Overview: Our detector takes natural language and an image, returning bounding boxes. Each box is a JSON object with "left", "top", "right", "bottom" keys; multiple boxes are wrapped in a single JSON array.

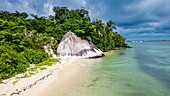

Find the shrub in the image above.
[
  {"left": 23, "top": 48, "right": 48, "bottom": 64},
  {"left": 40, "top": 67, "right": 47, "bottom": 70},
  {"left": 13, "top": 79, "right": 20, "bottom": 85},
  {"left": 37, "top": 59, "right": 59, "bottom": 66},
  {"left": 0, "top": 45, "right": 29, "bottom": 79}
]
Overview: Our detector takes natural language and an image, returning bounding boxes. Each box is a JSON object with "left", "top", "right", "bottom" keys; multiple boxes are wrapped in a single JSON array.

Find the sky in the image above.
[{"left": 0, "top": 0, "right": 170, "bottom": 40}]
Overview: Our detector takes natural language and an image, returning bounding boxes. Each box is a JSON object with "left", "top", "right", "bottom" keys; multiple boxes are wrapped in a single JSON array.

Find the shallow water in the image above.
[{"left": 69, "top": 42, "right": 170, "bottom": 96}]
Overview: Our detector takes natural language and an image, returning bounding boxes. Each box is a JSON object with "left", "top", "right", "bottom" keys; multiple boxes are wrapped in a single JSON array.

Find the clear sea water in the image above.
[{"left": 73, "top": 42, "right": 170, "bottom": 96}]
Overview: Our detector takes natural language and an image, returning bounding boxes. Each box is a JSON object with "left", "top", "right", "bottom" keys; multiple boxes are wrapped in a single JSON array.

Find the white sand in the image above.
[
  {"left": 0, "top": 58, "right": 96, "bottom": 96},
  {"left": 0, "top": 58, "right": 72, "bottom": 96},
  {"left": 40, "top": 58, "right": 95, "bottom": 96}
]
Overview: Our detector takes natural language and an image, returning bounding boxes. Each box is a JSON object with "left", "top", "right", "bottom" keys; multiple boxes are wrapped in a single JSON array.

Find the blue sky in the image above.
[{"left": 0, "top": 0, "right": 170, "bottom": 40}]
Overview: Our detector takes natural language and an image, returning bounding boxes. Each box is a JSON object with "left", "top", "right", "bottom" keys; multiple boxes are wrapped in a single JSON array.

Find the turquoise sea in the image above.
[{"left": 73, "top": 42, "right": 170, "bottom": 96}]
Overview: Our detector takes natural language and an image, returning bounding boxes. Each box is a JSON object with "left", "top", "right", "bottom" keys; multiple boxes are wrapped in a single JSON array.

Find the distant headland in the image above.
[{"left": 127, "top": 40, "right": 170, "bottom": 42}]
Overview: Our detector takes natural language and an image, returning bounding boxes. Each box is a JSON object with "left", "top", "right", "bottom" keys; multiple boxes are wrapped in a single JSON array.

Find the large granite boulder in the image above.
[{"left": 56, "top": 32, "right": 104, "bottom": 58}]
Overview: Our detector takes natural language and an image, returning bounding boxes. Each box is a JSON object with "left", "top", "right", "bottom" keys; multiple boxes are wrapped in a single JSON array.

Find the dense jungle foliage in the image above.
[{"left": 0, "top": 6, "right": 130, "bottom": 80}]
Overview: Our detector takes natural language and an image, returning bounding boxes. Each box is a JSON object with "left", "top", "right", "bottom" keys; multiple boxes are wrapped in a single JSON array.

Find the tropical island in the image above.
[{"left": 0, "top": 6, "right": 130, "bottom": 95}]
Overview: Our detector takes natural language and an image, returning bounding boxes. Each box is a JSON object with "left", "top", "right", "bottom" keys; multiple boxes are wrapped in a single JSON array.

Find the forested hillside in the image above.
[{"left": 0, "top": 6, "right": 130, "bottom": 80}]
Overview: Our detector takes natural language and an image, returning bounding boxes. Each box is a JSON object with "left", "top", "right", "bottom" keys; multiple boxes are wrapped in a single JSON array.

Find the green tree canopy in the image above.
[{"left": 0, "top": 6, "right": 131, "bottom": 79}]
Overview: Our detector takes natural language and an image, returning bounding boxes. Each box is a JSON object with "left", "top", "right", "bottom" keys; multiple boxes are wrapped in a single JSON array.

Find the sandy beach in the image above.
[
  {"left": 0, "top": 57, "right": 96, "bottom": 96},
  {"left": 41, "top": 58, "right": 95, "bottom": 96}
]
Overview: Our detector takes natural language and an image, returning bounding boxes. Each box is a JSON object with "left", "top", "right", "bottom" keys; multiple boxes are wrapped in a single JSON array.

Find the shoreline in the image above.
[
  {"left": 0, "top": 52, "right": 111, "bottom": 96},
  {"left": 41, "top": 58, "right": 95, "bottom": 96},
  {"left": 0, "top": 58, "right": 74, "bottom": 96},
  {"left": 40, "top": 51, "right": 112, "bottom": 96}
]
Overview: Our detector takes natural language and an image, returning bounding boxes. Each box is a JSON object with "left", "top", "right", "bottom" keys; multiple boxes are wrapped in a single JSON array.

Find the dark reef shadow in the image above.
[{"left": 134, "top": 47, "right": 170, "bottom": 90}]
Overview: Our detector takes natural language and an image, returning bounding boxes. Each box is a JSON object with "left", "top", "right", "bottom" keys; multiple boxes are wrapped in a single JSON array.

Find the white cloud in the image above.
[
  {"left": 1, "top": 0, "right": 170, "bottom": 40},
  {"left": 140, "top": 33, "right": 170, "bottom": 36},
  {"left": 0, "top": 0, "right": 37, "bottom": 15},
  {"left": 5, "top": 1, "right": 12, "bottom": 7},
  {"left": 125, "top": 0, "right": 161, "bottom": 11},
  {"left": 81, "top": 0, "right": 86, "bottom": 5},
  {"left": 125, "top": 0, "right": 170, "bottom": 19},
  {"left": 55, "top": 0, "right": 87, "bottom": 8},
  {"left": 87, "top": 2, "right": 108, "bottom": 19},
  {"left": 74, "top": 0, "right": 86, "bottom": 6},
  {"left": 146, "top": 22, "right": 160, "bottom": 27},
  {"left": 44, "top": 3, "right": 54, "bottom": 16},
  {"left": 117, "top": 26, "right": 155, "bottom": 34}
]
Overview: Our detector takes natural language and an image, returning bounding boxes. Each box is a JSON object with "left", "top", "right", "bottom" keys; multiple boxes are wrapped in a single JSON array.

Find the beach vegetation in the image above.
[
  {"left": 37, "top": 59, "right": 59, "bottom": 66},
  {"left": 40, "top": 67, "right": 47, "bottom": 70},
  {"left": 30, "top": 68, "right": 37, "bottom": 72},
  {"left": 28, "top": 72, "right": 35, "bottom": 76},
  {"left": 23, "top": 73, "right": 29, "bottom": 78},
  {"left": 0, "top": 45, "right": 29, "bottom": 79},
  {"left": 0, "top": 6, "right": 130, "bottom": 80},
  {"left": 23, "top": 48, "right": 48, "bottom": 64},
  {"left": 0, "top": 79, "right": 3, "bottom": 83},
  {"left": 13, "top": 79, "right": 20, "bottom": 85}
]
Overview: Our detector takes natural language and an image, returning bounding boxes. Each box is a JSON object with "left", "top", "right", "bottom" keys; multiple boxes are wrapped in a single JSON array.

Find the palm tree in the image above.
[
  {"left": 106, "top": 20, "right": 116, "bottom": 46},
  {"left": 92, "top": 18, "right": 105, "bottom": 37},
  {"left": 106, "top": 20, "right": 116, "bottom": 36}
]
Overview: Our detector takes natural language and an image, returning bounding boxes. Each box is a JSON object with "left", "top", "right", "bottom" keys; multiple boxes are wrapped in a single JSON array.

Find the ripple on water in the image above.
[{"left": 69, "top": 42, "right": 170, "bottom": 96}]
